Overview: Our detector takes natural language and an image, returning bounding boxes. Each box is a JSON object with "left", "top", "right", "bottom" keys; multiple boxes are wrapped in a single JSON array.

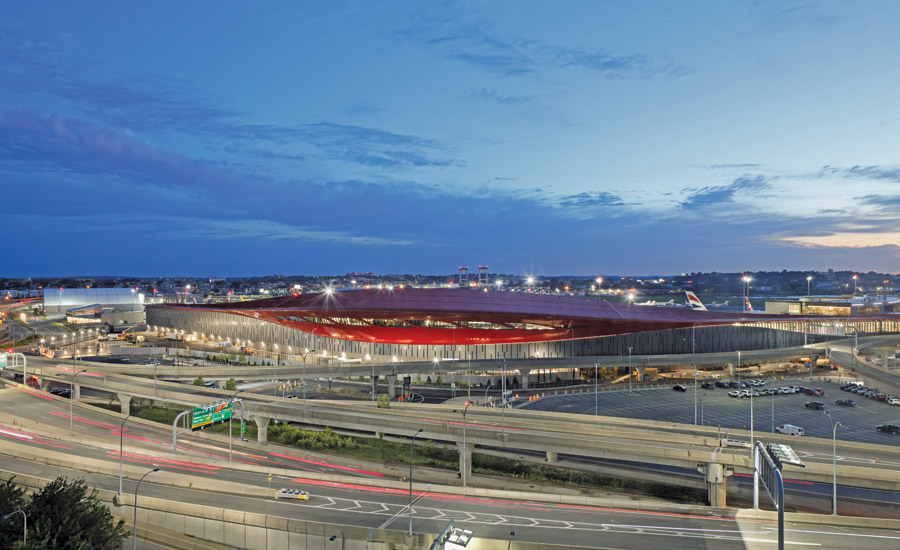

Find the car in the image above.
[
  {"left": 856, "top": 387, "right": 869, "bottom": 395},
  {"left": 889, "top": 397, "right": 900, "bottom": 406},
  {"left": 805, "top": 401, "right": 825, "bottom": 410},
  {"left": 672, "top": 384, "right": 687, "bottom": 392},
  {"left": 876, "top": 393, "right": 888, "bottom": 401},
  {"left": 835, "top": 399, "right": 856, "bottom": 407},
  {"left": 274, "top": 488, "right": 311, "bottom": 500},
  {"left": 803, "top": 388, "right": 823, "bottom": 396},
  {"left": 877, "top": 424, "right": 900, "bottom": 435},
  {"left": 728, "top": 382, "right": 741, "bottom": 388},
  {"left": 715, "top": 381, "right": 729, "bottom": 388},
  {"left": 728, "top": 390, "right": 741, "bottom": 397},
  {"left": 775, "top": 424, "right": 805, "bottom": 436},
  {"left": 722, "top": 438, "right": 751, "bottom": 448},
  {"left": 701, "top": 382, "right": 715, "bottom": 389}
]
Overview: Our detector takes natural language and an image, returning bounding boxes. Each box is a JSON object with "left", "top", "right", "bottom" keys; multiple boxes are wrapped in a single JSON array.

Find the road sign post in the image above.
[{"left": 755, "top": 441, "right": 803, "bottom": 550}]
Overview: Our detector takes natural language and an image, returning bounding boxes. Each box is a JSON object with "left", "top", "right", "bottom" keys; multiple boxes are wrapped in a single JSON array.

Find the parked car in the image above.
[
  {"left": 803, "top": 388, "right": 824, "bottom": 396},
  {"left": 876, "top": 393, "right": 888, "bottom": 401},
  {"left": 775, "top": 424, "right": 804, "bottom": 436},
  {"left": 701, "top": 381, "right": 715, "bottom": 389},
  {"left": 805, "top": 401, "right": 825, "bottom": 410},
  {"left": 728, "top": 390, "right": 741, "bottom": 397},
  {"left": 835, "top": 399, "right": 856, "bottom": 407},
  {"left": 715, "top": 381, "right": 729, "bottom": 388},
  {"left": 888, "top": 397, "right": 900, "bottom": 406},
  {"left": 672, "top": 384, "right": 687, "bottom": 392},
  {"left": 877, "top": 424, "right": 900, "bottom": 435}
]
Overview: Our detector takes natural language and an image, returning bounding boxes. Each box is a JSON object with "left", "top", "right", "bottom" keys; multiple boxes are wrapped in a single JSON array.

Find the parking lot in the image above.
[{"left": 521, "top": 377, "right": 900, "bottom": 446}]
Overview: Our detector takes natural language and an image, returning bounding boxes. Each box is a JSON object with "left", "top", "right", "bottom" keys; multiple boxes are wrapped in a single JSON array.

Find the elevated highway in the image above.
[
  {"left": 54, "top": 342, "right": 830, "bottom": 392},
  {"left": 17, "top": 360, "right": 900, "bottom": 508}
]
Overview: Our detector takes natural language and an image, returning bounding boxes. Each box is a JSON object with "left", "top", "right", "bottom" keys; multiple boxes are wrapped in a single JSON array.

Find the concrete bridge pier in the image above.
[
  {"left": 518, "top": 368, "right": 531, "bottom": 390},
  {"left": 118, "top": 393, "right": 132, "bottom": 416},
  {"left": 698, "top": 461, "right": 731, "bottom": 507},
  {"left": 546, "top": 451, "right": 558, "bottom": 464},
  {"left": 726, "top": 363, "right": 736, "bottom": 376},
  {"left": 39, "top": 378, "right": 51, "bottom": 392},
  {"left": 457, "top": 442, "right": 473, "bottom": 485},
  {"left": 386, "top": 374, "right": 397, "bottom": 398},
  {"left": 635, "top": 366, "right": 646, "bottom": 382},
  {"left": 253, "top": 416, "right": 269, "bottom": 445},
  {"left": 73, "top": 384, "right": 81, "bottom": 401},
  {"left": 371, "top": 375, "right": 378, "bottom": 396}
]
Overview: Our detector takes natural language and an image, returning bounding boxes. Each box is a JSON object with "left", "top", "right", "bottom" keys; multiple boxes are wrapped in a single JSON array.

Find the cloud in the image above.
[
  {"left": 705, "top": 163, "right": 762, "bottom": 169},
  {"left": 680, "top": 175, "right": 770, "bottom": 210},
  {"left": 398, "top": 24, "right": 677, "bottom": 78},
  {"left": 558, "top": 191, "right": 625, "bottom": 207},
  {"left": 0, "top": 23, "right": 454, "bottom": 171},
  {"left": 0, "top": 106, "right": 248, "bottom": 195},
  {"left": 819, "top": 165, "right": 900, "bottom": 183},
  {"left": 472, "top": 87, "right": 532, "bottom": 106},
  {"left": 18, "top": 213, "right": 417, "bottom": 247}
]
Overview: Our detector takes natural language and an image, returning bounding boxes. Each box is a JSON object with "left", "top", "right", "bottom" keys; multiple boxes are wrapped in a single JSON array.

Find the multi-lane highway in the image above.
[{"left": 3, "top": 389, "right": 900, "bottom": 549}]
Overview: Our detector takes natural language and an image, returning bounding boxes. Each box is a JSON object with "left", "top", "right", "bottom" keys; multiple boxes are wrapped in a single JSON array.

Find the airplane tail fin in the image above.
[
  {"left": 685, "top": 291, "right": 708, "bottom": 311},
  {"left": 745, "top": 296, "right": 753, "bottom": 312}
]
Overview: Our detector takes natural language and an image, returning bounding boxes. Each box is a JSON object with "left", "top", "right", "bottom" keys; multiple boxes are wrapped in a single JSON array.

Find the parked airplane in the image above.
[
  {"left": 685, "top": 291, "right": 708, "bottom": 311},
  {"left": 635, "top": 299, "right": 675, "bottom": 306}
]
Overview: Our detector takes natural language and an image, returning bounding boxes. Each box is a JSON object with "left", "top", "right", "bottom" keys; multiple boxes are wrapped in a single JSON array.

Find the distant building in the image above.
[{"left": 42, "top": 287, "right": 144, "bottom": 324}]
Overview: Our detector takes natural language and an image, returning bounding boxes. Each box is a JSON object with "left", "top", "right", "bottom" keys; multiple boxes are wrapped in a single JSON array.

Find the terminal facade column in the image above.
[
  {"left": 386, "top": 374, "right": 397, "bottom": 398},
  {"left": 518, "top": 368, "right": 531, "bottom": 390}
]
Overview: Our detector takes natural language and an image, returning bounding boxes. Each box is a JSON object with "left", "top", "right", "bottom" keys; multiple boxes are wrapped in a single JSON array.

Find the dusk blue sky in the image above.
[{"left": 4, "top": 1, "right": 900, "bottom": 277}]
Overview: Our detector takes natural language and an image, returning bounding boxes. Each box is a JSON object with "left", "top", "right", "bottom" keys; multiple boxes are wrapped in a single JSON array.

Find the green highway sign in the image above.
[
  {"left": 0, "top": 354, "right": 6, "bottom": 369},
  {"left": 766, "top": 442, "right": 805, "bottom": 468},
  {"left": 191, "top": 401, "right": 233, "bottom": 430}
]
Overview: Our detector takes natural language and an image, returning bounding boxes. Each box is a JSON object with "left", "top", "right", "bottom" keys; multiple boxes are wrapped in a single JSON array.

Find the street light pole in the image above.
[
  {"left": 409, "top": 428, "right": 423, "bottom": 536},
  {"left": 501, "top": 357, "right": 507, "bottom": 435},
  {"left": 627, "top": 347, "right": 633, "bottom": 394},
  {"left": 507, "top": 530, "right": 516, "bottom": 550},
  {"left": 229, "top": 391, "right": 241, "bottom": 462},
  {"left": 119, "top": 412, "right": 133, "bottom": 495},
  {"left": 328, "top": 532, "right": 345, "bottom": 550},
  {"left": 133, "top": 467, "right": 160, "bottom": 550},
  {"left": 1, "top": 509, "right": 25, "bottom": 546},
  {"left": 807, "top": 276, "right": 812, "bottom": 298},
  {"left": 454, "top": 403, "right": 471, "bottom": 488},
  {"left": 594, "top": 363, "right": 598, "bottom": 415},
  {"left": 825, "top": 412, "right": 842, "bottom": 515},
  {"left": 69, "top": 369, "right": 86, "bottom": 435},
  {"left": 693, "top": 363, "right": 697, "bottom": 425}
]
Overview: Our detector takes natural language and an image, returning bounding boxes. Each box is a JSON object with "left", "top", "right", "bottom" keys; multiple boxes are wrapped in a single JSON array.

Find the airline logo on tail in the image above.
[
  {"left": 745, "top": 296, "right": 753, "bottom": 312},
  {"left": 685, "top": 291, "right": 708, "bottom": 311}
]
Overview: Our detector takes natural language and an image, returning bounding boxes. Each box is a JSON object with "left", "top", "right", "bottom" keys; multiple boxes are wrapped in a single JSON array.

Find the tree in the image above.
[
  {"left": 224, "top": 378, "right": 237, "bottom": 391},
  {"left": 193, "top": 375, "right": 204, "bottom": 386},
  {"left": 26, "top": 477, "right": 126, "bottom": 550},
  {"left": 376, "top": 394, "right": 391, "bottom": 409},
  {"left": 0, "top": 477, "right": 26, "bottom": 548}
]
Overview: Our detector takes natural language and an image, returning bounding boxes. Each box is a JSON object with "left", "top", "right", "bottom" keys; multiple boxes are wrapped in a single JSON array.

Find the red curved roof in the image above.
[{"left": 152, "top": 288, "right": 821, "bottom": 345}]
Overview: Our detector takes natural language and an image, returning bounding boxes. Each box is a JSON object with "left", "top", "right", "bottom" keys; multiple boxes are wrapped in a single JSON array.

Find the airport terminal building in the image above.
[{"left": 146, "top": 288, "right": 900, "bottom": 362}]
